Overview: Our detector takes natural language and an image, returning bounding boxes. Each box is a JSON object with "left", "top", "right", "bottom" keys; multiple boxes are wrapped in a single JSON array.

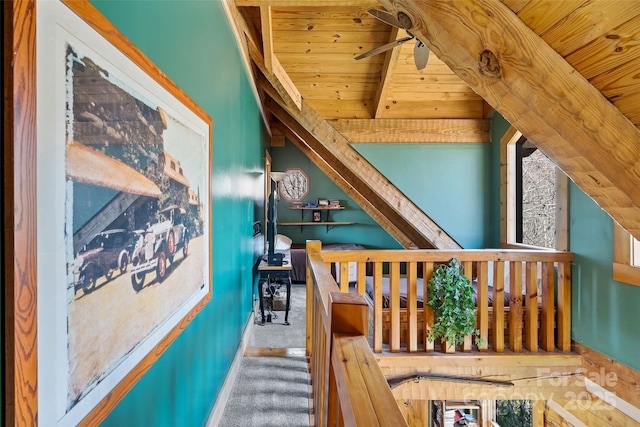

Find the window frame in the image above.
[
  {"left": 613, "top": 223, "right": 640, "bottom": 287},
  {"left": 500, "top": 127, "right": 568, "bottom": 250}
]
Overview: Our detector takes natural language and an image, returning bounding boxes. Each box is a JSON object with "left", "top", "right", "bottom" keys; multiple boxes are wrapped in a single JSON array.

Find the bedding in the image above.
[
  {"left": 289, "top": 243, "right": 366, "bottom": 282},
  {"left": 364, "top": 276, "right": 512, "bottom": 309}
]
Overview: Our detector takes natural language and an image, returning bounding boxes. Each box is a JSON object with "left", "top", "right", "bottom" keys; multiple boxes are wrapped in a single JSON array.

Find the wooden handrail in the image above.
[
  {"left": 306, "top": 241, "right": 406, "bottom": 426},
  {"left": 309, "top": 242, "right": 573, "bottom": 355},
  {"left": 331, "top": 334, "right": 406, "bottom": 426}
]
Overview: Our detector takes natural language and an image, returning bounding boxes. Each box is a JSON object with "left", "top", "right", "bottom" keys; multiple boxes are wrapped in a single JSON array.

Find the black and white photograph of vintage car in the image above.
[
  {"left": 72, "top": 228, "right": 136, "bottom": 293},
  {"left": 60, "top": 40, "right": 210, "bottom": 416}
]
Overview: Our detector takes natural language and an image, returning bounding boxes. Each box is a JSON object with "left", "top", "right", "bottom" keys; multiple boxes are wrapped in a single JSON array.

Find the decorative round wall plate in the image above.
[{"left": 279, "top": 168, "right": 309, "bottom": 202}]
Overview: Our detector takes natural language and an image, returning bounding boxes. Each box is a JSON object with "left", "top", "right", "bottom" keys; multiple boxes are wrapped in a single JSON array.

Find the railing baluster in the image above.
[
  {"left": 389, "top": 261, "right": 401, "bottom": 352},
  {"left": 339, "top": 262, "right": 349, "bottom": 292},
  {"left": 423, "top": 261, "right": 434, "bottom": 352},
  {"left": 373, "top": 261, "right": 383, "bottom": 353},
  {"left": 557, "top": 261, "right": 572, "bottom": 351},
  {"left": 462, "top": 261, "right": 474, "bottom": 351},
  {"left": 407, "top": 261, "right": 418, "bottom": 352},
  {"left": 509, "top": 261, "right": 523, "bottom": 352},
  {"left": 525, "top": 261, "right": 539, "bottom": 352},
  {"left": 493, "top": 261, "right": 505, "bottom": 352},
  {"left": 540, "top": 262, "right": 555, "bottom": 351},
  {"left": 477, "top": 261, "right": 489, "bottom": 351},
  {"left": 356, "top": 261, "right": 366, "bottom": 296}
]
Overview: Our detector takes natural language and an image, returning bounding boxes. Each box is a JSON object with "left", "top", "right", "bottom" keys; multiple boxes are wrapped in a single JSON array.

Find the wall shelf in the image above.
[
  {"left": 279, "top": 221, "right": 355, "bottom": 232},
  {"left": 280, "top": 206, "right": 354, "bottom": 232}
]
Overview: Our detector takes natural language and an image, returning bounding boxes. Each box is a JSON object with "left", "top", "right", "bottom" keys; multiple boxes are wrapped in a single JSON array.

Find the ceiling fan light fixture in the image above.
[
  {"left": 414, "top": 40, "right": 430, "bottom": 70},
  {"left": 355, "top": 8, "right": 430, "bottom": 71}
]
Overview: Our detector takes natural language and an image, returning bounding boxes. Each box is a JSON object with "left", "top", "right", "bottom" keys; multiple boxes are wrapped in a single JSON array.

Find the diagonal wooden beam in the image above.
[
  {"left": 372, "top": 27, "right": 401, "bottom": 118},
  {"left": 261, "top": 77, "right": 461, "bottom": 249},
  {"left": 260, "top": 6, "right": 274, "bottom": 73},
  {"left": 221, "top": 0, "right": 270, "bottom": 127},
  {"left": 254, "top": 6, "right": 302, "bottom": 109},
  {"left": 226, "top": 0, "right": 301, "bottom": 110},
  {"left": 379, "top": 0, "right": 640, "bottom": 240},
  {"left": 271, "top": 120, "right": 417, "bottom": 248},
  {"left": 329, "top": 118, "right": 490, "bottom": 143}
]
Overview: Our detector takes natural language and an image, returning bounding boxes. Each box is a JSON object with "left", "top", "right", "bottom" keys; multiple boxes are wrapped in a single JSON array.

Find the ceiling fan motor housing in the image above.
[{"left": 397, "top": 11, "right": 413, "bottom": 30}]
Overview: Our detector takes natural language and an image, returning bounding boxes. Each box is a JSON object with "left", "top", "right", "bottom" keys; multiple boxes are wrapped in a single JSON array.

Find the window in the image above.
[
  {"left": 613, "top": 223, "right": 640, "bottom": 287},
  {"left": 632, "top": 236, "right": 640, "bottom": 268},
  {"left": 500, "top": 128, "right": 568, "bottom": 250}
]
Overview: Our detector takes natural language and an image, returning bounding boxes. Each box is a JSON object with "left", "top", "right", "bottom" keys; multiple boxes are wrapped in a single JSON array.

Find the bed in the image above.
[
  {"left": 363, "top": 275, "right": 542, "bottom": 348},
  {"left": 364, "top": 276, "right": 512, "bottom": 309},
  {"left": 289, "top": 243, "right": 366, "bottom": 283}
]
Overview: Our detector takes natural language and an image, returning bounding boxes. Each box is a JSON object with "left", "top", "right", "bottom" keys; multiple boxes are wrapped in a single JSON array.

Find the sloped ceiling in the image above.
[{"left": 226, "top": 0, "right": 640, "bottom": 244}]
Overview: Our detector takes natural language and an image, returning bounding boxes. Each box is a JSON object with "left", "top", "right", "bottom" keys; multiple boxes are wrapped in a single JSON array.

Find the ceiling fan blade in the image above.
[
  {"left": 355, "top": 35, "right": 413, "bottom": 60},
  {"left": 414, "top": 40, "right": 430, "bottom": 70},
  {"left": 365, "top": 7, "right": 403, "bottom": 29}
]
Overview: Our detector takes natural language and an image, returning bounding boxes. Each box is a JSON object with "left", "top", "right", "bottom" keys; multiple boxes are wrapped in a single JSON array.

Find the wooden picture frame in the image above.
[{"left": 5, "top": 1, "right": 213, "bottom": 425}]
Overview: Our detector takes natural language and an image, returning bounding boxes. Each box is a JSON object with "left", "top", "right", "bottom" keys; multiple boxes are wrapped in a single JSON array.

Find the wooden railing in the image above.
[
  {"left": 305, "top": 241, "right": 406, "bottom": 427},
  {"left": 308, "top": 242, "right": 573, "bottom": 355}
]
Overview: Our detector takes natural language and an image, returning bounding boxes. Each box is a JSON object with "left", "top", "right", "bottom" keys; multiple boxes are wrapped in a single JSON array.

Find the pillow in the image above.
[{"left": 274, "top": 234, "right": 292, "bottom": 250}]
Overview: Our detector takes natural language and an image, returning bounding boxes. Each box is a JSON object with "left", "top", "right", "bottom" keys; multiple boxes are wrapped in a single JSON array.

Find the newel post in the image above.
[{"left": 326, "top": 292, "right": 369, "bottom": 425}]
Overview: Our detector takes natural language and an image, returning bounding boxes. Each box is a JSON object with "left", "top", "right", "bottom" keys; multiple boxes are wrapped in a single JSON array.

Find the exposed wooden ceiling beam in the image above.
[
  {"left": 378, "top": 0, "right": 640, "bottom": 240},
  {"left": 260, "top": 6, "right": 274, "bottom": 73},
  {"left": 330, "top": 118, "right": 490, "bottom": 143},
  {"left": 221, "top": 0, "right": 270, "bottom": 128},
  {"left": 261, "top": 77, "right": 461, "bottom": 249},
  {"left": 373, "top": 27, "right": 401, "bottom": 118},
  {"left": 270, "top": 122, "right": 286, "bottom": 146},
  {"left": 231, "top": 1, "right": 301, "bottom": 111}
]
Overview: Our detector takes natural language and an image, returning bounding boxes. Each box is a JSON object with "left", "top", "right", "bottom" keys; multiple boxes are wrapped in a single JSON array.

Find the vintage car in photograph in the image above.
[
  {"left": 72, "top": 228, "right": 136, "bottom": 293},
  {"left": 130, "top": 205, "right": 190, "bottom": 291}
]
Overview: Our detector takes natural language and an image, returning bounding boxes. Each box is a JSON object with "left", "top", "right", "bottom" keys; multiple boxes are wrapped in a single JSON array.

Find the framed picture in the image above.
[
  {"left": 29, "top": 1, "right": 213, "bottom": 425},
  {"left": 313, "top": 210, "right": 322, "bottom": 222}
]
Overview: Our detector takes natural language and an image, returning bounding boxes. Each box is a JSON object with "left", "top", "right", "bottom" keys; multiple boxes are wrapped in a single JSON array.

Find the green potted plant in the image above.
[{"left": 426, "top": 258, "right": 480, "bottom": 353}]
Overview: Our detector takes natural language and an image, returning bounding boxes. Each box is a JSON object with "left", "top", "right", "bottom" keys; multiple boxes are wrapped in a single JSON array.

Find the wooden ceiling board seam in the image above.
[
  {"left": 565, "top": 13, "right": 640, "bottom": 81},
  {"left": 273, "top": 30, "right": 393, "bottom": 44},
  {"left": 539, "top": 0, "right": 640, "bottom": 57},
  {"left": 516, "top": 0, "right": 589, "bottom": 35},
  {"left": 501, "top": 0, "right": 533, "bottom": 14},
  {"left": 592, "top": 63, "right": 640, "bottom": 101}
]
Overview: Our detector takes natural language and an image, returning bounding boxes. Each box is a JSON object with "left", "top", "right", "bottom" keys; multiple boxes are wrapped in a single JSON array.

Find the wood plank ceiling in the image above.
[{"left": 227, "top": 0, "right": 640, "bottom": 244}]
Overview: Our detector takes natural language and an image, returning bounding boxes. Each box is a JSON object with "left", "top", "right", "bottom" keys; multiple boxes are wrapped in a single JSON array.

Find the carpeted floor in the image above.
[{"left": 218, "top": 283, "right": 311, "bottom": 427}]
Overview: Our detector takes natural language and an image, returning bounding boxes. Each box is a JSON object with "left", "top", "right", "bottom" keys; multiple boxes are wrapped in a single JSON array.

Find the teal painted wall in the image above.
[
  {"left": 354, "top": 143, "right": 490, "bottom": 249},
  {"left": 490, "top": 113, "right": 640, "bottom": 371},
  {"left": 90, "top": 1, "right": 267, "bottom": 425},
  {"left": 272, "top": 141, "right": 401, "bottom": 249},
  {"left": 569, "top": 183, "right": 640, "bottom": 371},
  {"left": 272, "top": 139, "right": 490, "bottom": 249}
]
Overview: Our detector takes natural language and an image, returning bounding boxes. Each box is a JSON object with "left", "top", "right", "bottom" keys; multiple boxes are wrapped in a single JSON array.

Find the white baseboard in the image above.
[{"left": 206, "top": 312, "right": 255, "bottom": 426}]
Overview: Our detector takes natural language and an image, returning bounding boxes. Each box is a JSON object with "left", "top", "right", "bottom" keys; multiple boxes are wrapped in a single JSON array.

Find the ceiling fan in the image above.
[{"left": 355, "top": 8, "right": 430, "bottom": 70}]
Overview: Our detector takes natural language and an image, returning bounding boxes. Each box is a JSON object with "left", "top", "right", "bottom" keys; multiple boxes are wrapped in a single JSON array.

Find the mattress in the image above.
[
  {"left": 365, "top": 276, "right": 512, "bottom": 309},
  {"left": 289, "top": 243, "right": 366, "bottom": 283}
]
